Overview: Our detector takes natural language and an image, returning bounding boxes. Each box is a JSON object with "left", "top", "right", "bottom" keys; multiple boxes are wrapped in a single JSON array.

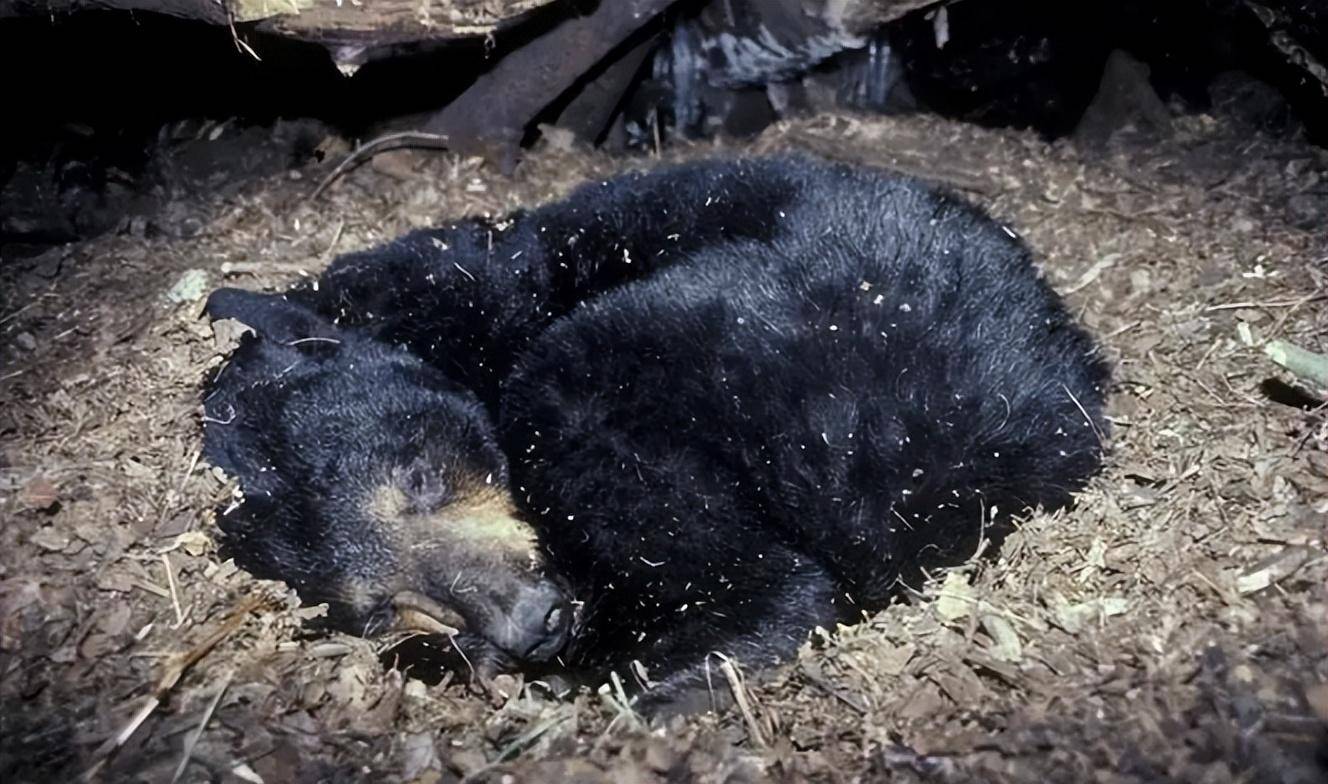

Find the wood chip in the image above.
[
  {"left": 935, "top": 571, "right": 975, "bottom": 621},
  {"left": 981, "top": 613, "right": 1024, "bottom": 663},
  {"left": 1236, "top": 547, "right": 1312, "bottom": 595},
  {"left": 20, "top": 476, "right": 59, "bottom": 511},
  {"left": 1306, "top": 683, "right": 1328, "bottom": 724}
]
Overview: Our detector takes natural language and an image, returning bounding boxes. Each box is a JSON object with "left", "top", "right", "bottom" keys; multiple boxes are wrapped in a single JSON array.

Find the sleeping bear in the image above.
[{"left": 201, "top": 154, "right": 1110, "bottom": 708}]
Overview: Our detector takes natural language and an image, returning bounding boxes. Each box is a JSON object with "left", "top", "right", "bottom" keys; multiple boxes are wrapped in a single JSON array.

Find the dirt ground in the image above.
[{"left": 2, "top": 106, "right": 1326, "bottom": 784}]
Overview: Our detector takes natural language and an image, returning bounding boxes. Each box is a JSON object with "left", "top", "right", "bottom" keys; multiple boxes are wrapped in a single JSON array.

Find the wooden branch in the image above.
[
  {"left": 836, "top": 0, "right": 949, "bottom": 36},
  {"left": 1265, "top": 339, "right": 1328, "bottom": 389},
  {"left": 554, "top": 33, "right": 657, "bottom": 145},
  {"left": 422, "top": 0, "right": 678, "bottom": 171}
]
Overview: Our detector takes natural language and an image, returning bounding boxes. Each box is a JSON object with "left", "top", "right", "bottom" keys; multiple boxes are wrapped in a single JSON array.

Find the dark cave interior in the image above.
[{"left": 1, "top": 0, "right": 1325, "bottom": 259}]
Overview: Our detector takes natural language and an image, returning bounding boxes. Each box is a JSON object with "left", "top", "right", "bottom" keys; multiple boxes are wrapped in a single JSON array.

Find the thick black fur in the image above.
[
  {"left": 204, "top": 154, "right": 1110, "bottom": 706},
  {"left": 202, "top": 289, "right": 528, "bottom": 664}
]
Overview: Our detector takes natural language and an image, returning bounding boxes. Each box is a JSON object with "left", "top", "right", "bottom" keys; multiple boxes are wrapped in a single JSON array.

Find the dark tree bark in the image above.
[
  {"left": 553, "top": 34, "right": 657, "bottom": 146},
  {"left": 421, "top": 0, "right": 678, "bottom": 171}
]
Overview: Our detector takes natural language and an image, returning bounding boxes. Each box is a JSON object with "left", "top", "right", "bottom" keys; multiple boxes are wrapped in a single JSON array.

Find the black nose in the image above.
[{"left": 510, "top": 581, "right": 572, "bottom": 661}]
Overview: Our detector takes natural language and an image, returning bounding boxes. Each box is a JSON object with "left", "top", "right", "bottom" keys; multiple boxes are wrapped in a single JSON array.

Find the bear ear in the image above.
[{"left": 205, "top": 288, "right": 337, "bottom": 345}]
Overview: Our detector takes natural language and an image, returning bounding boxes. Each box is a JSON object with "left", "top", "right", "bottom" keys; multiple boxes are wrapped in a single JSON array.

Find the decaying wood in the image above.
[
  {"left": 1, "top": 0, "right": 558, "bottom": 46},
  {"left": 242, "top": 0, "right": 557, "bottom": 45},
  {"left": 4, "top": 0, "right": 953, "bottom": 169},
  {"left": 553, "top": 34, "right": 658, "bottom": 145},
  {"left": 1265, "top": 339, "right": 1328, "bottom": 389},
  {"left": 422, "top": 0, "right": 677, "bottom": 170},
  {"left": 837, "top": 0, "right": 950, "bottom": 35},
  {"left": 0, "top": 0, "right": 229, "bottom": 23}
]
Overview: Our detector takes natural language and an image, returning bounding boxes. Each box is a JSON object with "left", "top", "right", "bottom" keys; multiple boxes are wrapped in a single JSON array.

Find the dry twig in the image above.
[{"left": 80, "top": 593, "right": 276, "bottom": 780}]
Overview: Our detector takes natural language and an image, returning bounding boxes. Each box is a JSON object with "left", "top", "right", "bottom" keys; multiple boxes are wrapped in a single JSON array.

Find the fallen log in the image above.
[{"left": 0, "top": 1, "right": 559, "bottom": 53}]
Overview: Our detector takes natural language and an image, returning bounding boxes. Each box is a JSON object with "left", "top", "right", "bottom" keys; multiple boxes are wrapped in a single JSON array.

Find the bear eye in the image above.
[{"left": 401, "top": 461, "right": 452, "bottom": 514}]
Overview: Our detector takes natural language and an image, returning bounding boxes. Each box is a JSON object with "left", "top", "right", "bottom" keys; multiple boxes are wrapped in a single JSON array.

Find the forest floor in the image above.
[{"left": 2, "top": 104, "right": 1326, "bottom": 783}]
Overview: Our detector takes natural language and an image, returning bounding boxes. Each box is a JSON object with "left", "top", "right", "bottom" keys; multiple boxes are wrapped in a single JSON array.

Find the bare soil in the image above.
[{"left": 2, "top": 108, "right": 1326, "bottom": 783}]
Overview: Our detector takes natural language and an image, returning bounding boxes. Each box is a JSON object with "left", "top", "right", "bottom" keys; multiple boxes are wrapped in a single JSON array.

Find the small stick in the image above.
[
  {"left": 170, "top": 674, "right": 232, "bottom": 784},
  {"left": 80, "top": 698, "right": 160, "bottom": 780},
  {"left": 162, "top": 554, "right": 185, "bottom": 629},
  {"left": 716, "top": 654, "right": 767, "bottom": 749},
  {"left": 1205, "top": 296, "right": 1327, "bottom": 311},
  {"left": 0, "top": 300, "right": 37, "bottom": 326},
  {"left": 320, "top": 219, "right": 346, "bottom": 263},
  {"left": 285, "top": 337, "right": 342, "bottom": 347},
  {"left": 1063, "top": 253, "right": 1119, "bottom": 295},
  {"left": 309, "top": 131, "right": 450, "bottom": 201},
  {"left": 156, "top": 446, "right": 202, "bottom": 530},
  {"left": 1267, "top": 290, "right": 1323, "bottom": 339},
  {"left": 80, "top": 593, "right": 274, "bottom": 779}
]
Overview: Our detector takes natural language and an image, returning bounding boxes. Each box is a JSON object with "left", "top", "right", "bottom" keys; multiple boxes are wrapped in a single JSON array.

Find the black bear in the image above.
[
  {"left": 202, "top": 154, "right": 1109, "bottom": 707},
  {"left": 202, "top": 288, "right": 572, "bottom": 665}
]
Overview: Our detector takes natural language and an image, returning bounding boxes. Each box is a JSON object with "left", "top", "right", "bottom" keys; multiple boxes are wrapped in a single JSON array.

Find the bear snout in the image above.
[{"left": 489, "top": 579, "right": 573, "bottom": 662}]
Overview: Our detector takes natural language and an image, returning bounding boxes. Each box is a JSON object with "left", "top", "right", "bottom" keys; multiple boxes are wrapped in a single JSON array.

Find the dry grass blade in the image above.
[
  {"left": 599, "top": 670, "right": 642, "bottom": 734},
  {"left": 170, "top": 674, "right": 232, "bottom": 784},
  {"left": 163, "top": 553, "right": 184, "bottom": 628},
  {"left": 717, "top": 654, "right": 767, "bottom": 749},
  {"left": 79, "top": 593, "right": 276, "bottom": 779},
  {"left": 157, "top": 593, "right": 276, "bottom": 694}
]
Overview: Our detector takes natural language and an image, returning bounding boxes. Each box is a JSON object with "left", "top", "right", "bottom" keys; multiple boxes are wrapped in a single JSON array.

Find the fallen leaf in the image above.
[{"left": 935, "top": 571, "right": 975, "bottom": 622}]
